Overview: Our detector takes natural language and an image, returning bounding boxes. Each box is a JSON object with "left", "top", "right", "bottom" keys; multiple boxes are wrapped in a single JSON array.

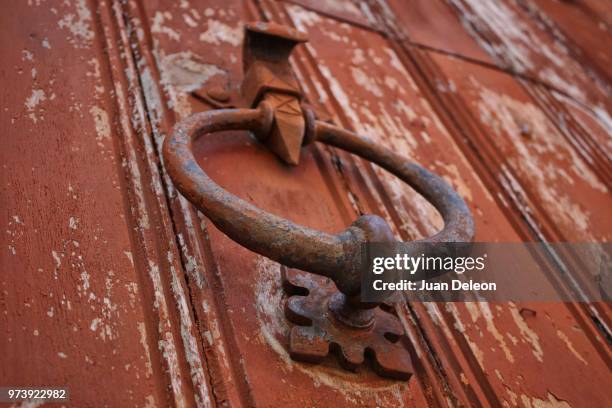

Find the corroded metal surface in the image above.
[
  {"left": 241, "top": 22, "right": 306, "bottom": 164},
  {"left": 164, "top": 23, "right": 473, "bottom": 310},
  {"left": 283, "top": 269, "right": 413, "bottom": 380},
  {"left": 163, "top": 105, "right": 474, "bottom": 297}
]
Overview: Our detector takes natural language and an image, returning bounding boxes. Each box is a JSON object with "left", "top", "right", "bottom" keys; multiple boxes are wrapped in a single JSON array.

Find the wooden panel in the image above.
[
  {"left": 381, "top": 0, "right": 494, "bottom": 64},
  {"left": 2, "top": 0, "right": 610, "bottom": 407},
  {"left": 379, "top": 0, "right": 611, "bottom": 244},
  {"left": 428, "top": 54, "right": 610, "bottom": 242},
  {"left": 445, "top": 0, "right": 612, "bottom": 158},
  {"left": 1, "top": 1, "right": 178, "bottom": 406},
  {"left": 1, "top": 0, "right": 219, "bottom": 406},
  {"left": 526, "top": 0, "right": 612, "bottom": 80}
]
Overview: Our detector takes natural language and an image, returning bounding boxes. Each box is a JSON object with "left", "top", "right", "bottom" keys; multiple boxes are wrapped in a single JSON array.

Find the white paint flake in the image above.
[
  {"left": 199, "top": 20, "right": 242, "bottom": 46},
  {"left": 57, "top": 0, "right": 94, "bottom": 47},
  {"left": 151, "top": 11, "right": 180, "bottom": 41},
  {"left": 90, "top": 106, "right": 111, "bottom": 142},
  {"left": 68, "top": 216, "right": 78, "bottom": 230},
  {"left": 25, "top": 89, "right": 46, "bottom": 110}
]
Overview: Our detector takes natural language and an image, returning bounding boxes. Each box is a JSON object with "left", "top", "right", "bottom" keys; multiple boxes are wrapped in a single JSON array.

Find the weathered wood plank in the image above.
[{"left": 0, "top": 0, "right": 189, "bottom": 405}]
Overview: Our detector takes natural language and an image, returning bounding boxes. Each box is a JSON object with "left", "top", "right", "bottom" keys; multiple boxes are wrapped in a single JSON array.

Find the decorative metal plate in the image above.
[{"left": 282, "top": 268, "right": 413, "bottom": 380}]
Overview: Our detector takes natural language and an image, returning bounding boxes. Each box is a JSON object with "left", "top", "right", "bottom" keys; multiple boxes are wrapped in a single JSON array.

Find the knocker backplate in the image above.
[{"left": 282, "top": 269, "right": 414, "bottom": 380}]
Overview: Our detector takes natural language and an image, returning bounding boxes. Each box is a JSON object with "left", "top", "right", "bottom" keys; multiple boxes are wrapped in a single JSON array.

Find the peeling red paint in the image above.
[{"left": 1, "top": 0, "right": 610, "bottom": 407}]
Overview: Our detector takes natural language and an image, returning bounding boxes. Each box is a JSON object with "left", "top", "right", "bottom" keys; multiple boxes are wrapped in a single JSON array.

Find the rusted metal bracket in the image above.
[
  {"left": 283, "top": 269, "right": 413, "bottom": 380},
  {"left": 163, "top": 22, "right": 475, "bottom": 381},
  {"left": 241, "top": 22, "right": 308, "bottom": 165}
]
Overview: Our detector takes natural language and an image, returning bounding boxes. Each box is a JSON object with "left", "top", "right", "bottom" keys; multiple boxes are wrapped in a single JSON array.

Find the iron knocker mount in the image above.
[{"left": 163, "top": 22, "right": 474, "bottom": 380}]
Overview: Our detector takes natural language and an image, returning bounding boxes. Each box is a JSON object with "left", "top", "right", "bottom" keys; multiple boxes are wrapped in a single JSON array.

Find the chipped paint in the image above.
[
  {"left": 158, "top": 51, "right": 225, "bottom": 94},
  {"left": 2, "top": 0, "right": 604, "bottom": 405},
  {"left": 25, "top": 89, "right": 46, "bottom": 123},
  {"left": 509, "top": 303, "right": 543, "bottom": 362},
  {"left": 148, "top": 260, "right": 187, "bottom": 407},
  {"left": 448, "top": 0, "right": 611, "bottom": 122},
  {"left": 199, "top": 20, "right": 242, "bottom": 46},
  {"left": 473, "top": 79, "right": 607, "bottom": 240},
  {"left": 137, "top": 322, "right": 154, "bottom": 377},
  {"left": 155, "top": 50, "right": 225, "bottom": 120},
  {"left": 167, "top": 250, "right": 211, "bottom": 407},
  {"left": 350, "top": 66, "right": 384, "bottom": 97},
  {"left": 521, "top": 391, "right": 571, "bottom": 408},
  {"left": 57, "top": 0, "right": 94, "bottom": 48},
  {"left": 152, "top": 11, "right": 181, "bottom": 41},
  {"left": 555, "top": 329, "right": 587, "bottom": 366},
  {"left": 25, "top": 89, "right": 46, "bottom": 110},
  {"left": 435, "top": 161, "right": 473, "bottom": 202},
  {"left": 90, "top": 106, "right": 111, "bottom": 143}
]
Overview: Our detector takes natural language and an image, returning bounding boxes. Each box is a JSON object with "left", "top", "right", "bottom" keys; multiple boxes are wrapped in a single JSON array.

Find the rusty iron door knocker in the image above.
[{"left": 163, "top": 22, "right": 474, "bottom": 380}]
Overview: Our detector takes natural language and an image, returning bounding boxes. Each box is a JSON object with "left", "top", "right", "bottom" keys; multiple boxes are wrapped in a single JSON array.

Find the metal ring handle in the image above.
[{"left": 162, "top": 104, "right": 474, "bottom": 296}]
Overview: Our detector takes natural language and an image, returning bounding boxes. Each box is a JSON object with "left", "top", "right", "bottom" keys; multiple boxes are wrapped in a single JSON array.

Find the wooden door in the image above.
[{"left": 2, "top": 0, "right": 610, "bottom": 406}]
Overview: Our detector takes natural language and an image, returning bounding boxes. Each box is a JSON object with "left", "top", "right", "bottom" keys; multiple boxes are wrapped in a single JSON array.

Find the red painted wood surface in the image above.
[{"left": 1, "top": 0, "right": 610, "bottom": 407}]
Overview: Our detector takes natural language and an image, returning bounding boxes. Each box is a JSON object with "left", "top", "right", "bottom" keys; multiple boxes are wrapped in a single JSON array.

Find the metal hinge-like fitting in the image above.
[{"left": 241, "top": 22, "right": 308, "bottom": 165}]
